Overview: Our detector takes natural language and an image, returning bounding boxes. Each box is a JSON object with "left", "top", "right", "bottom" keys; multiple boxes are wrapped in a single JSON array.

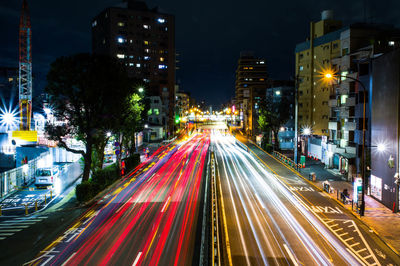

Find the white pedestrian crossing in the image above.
[{"left": 0, "top": 216, "right": 46, "bottom": 241}]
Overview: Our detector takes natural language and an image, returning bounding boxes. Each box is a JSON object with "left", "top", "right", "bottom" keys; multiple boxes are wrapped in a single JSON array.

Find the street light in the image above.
[
  {"left": 138, "top": 87, "right": 144, "bottom": 93},
  {"left": 323, "top": 68, "right": 368, "bottom": 216}
]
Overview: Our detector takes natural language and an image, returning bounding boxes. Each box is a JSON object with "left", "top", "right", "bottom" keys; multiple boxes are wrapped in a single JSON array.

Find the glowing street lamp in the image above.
[
  {"left": 138, "top": 87, "right": 144, "bottom": 93},
  {"left": 0, "top": 106, "right": 19, "bottom": 131},
  {"left": 377, "top": 143, "right": 387, "bottom": 153}
]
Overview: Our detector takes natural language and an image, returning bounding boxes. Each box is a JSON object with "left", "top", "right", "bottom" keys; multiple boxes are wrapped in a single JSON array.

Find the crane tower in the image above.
[{"left": 19, "top": 0, "right": 32, "bottom": 131}]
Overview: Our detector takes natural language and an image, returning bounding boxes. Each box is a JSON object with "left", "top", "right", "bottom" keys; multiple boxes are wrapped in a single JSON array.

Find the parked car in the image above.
[{"left": 34, "top": 167, "right": 58, "bottom": 187}]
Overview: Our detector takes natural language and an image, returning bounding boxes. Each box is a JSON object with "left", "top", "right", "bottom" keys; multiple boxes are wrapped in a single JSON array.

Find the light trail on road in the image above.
[
  {"left": 26, "top": 133, "right": 210, "bottom": 266},
  {"left": 213, "top": 131, "right": 360, "bottom": 265}
]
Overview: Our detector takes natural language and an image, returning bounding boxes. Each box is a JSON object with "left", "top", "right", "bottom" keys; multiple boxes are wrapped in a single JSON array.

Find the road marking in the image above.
[
  {"left": 357, "top": 248, "right": 367, "bottom": 253},
  {"left": 283, "top": 244, "right": 299, "bottom": 266},
  {"left": 0, "top": 225, "right": 29, "bottom": 228},
  {"left": 132, "top": 252, "right": 142, "bottom": 266},
  {"left": 0, "top": 233, "right": 14, "bottom": 236},
  {"left": 0, "top": 229, "right": 22, "bottom": 232},
  {"left": 0, "top": 237, "right": 5, "bottom": 240},
  {"left": 161, "top": 196, "right": 171, "bottom": 213},
  {"left": 350, "top": 242, "right": 360, "bottom": 248},
  {"left": 344, "top": 237, "right": 354, "bottom": 242}
]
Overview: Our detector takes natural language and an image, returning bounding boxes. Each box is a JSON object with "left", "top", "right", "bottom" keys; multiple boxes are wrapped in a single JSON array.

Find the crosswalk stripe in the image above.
[
  {"left": 0, "top": 225, "right": 29, "bottom": 228},
  {"left": 0, "top": 229, "right": 22, "bottom": 232},
  {"left": 0, "top": 233, "right": 14, "bottom": 236}
]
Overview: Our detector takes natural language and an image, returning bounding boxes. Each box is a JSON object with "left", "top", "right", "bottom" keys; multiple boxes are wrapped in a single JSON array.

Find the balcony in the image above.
[
  {"left": 329, "top": 121, "right": 339, "bottom": 130},
  {"left": 344, "top": 121, "right": 356, "bottom": 131},
  {"left": 328, "top": 99, "right": 338, "bottom": 107},
  {"left": 345, "top": 97, "right": 356, "bottom": 107}
]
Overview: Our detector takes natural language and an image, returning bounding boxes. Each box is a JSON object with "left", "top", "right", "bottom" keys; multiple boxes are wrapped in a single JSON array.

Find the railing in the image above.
[
  {"left": 272, "top": 151, "right": 302, "bottom": 171},
  {"left": 0, "top": 151, "right": 50, "bottom": 200}
]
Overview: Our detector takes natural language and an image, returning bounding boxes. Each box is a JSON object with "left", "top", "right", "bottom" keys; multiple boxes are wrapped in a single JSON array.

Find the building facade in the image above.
[
  {"left": 235, "top": 52, "right": 268, "bottom": 136},
  {"left": 295, "top": 10, "right": 342, "bottom": 136},
  {"left": 91, "top": 0, "right": 175, "bottom": 135},
  {"left": 371, "top": 48, "right": 400, "bottom": 212},
  {"left": 0, "top": 67, "right": 18, "bottom": 107}
]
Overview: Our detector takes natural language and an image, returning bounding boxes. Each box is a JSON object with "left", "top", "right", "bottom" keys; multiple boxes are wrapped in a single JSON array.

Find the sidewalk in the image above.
[{"left": 243, "top": 139, "right": 400, "bottom": 256}]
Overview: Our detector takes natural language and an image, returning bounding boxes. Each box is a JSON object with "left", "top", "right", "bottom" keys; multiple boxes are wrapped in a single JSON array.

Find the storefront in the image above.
[{"left": 370, "top": 174, "right": 383, "bottom": 201}]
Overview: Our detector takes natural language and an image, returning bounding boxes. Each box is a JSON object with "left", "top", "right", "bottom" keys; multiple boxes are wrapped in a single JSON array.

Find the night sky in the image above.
[{"left": 1, "top": 0, "right": 400, "bottom": 107}]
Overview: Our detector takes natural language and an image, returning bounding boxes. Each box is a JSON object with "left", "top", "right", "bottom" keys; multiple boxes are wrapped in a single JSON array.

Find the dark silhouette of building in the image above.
[
  {"left": 235, "top": 52, "right": 268, "bottom": 136},
  {"left": 91, "top": 0, "right": 175, "bottom": 135}
]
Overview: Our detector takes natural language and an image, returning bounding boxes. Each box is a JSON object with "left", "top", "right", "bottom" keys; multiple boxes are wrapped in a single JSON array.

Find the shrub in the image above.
[
  {"left": 76, "top": 181, "right": 96, "bottom": 203},
  {"left": 124, "top": 153, "right": 141, "bottom": 172}
]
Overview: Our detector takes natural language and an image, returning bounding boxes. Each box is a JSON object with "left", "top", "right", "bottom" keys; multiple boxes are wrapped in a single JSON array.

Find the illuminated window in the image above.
[
  {"left": 243, "top": 67, "right": 248, "bottom": 70},
  {"left": 389, "top": 41, "right": 395, "bottom": 46},
  {"left": 299, "top": 66, "right": 303, "bottom": 71},
  {"left": 157, "top": 18, "right": 166, "bottom": 23},
  {"left": 259, "top": 78, "right": 264, "bottom": 81},
  {"left": 144, "top": 56, "right": 150, "bottom": 60},
  {"left": 160, "top": 57, "right": 165, "bottom": 62},
  {"left": 145, "top": 49, "right": 150, "bottom": 53},
  {"left": 129, "top": 55, "right": 134, "bottom": 59},
  {"left": 259, "top": 61, "right": 265, "bottom": 64},
  {"left": 136, "top": 63, "right": 141, "bottom": 68},
  {"left": 118, "top": 22, "right": 125, "bottom": 27},
  {"left": 341, "top": 71, "right": 348, "bottom": 81},
  {"left": 92, "top": 20, "right": 97, "bottom": 27},
  {"left": 154, "top": 109, "right": 160, "bottom": 115},
  {"left": 117, "top": 54, "right": 125, "bottom": 59},
  {"left": 144, "top": 40, "right": 149, "bottom": 45},
  {"left": 143, "top": 24, "right": 149, "bottom": 29},
  {"left": 249, "top": 67, "right": 253, "bottom": 70},
  {"left": 129, "top": 63, "right": 134, "bottom": 67},
  {"left": 129, "top": 39, "right": 133, "bottom": 43},
  {"left": 158, "top": 64, "right": 167, "bottom": 69},
  {"left": 117, "top": 37, "right": 125, "bottom": 43},
  {"left": 8, "top": 78, "right": 13, "bottom": 82}
]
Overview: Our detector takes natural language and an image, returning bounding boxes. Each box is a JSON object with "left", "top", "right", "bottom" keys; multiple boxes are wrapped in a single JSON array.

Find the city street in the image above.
[
  {"left": 214, "top": 132, "right": 400, "bottom": 265},
  {"left": 26, "top": 133, "right": 210, "bottom": 266}
]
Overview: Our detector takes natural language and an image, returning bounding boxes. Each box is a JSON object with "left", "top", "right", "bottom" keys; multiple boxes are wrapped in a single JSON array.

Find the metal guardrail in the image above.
[
  {"left": 272, "top": 151, "right": 302, "bottom": 171},
  {"left": 0, "top": 151, "right": 50, "bottom": 200}
]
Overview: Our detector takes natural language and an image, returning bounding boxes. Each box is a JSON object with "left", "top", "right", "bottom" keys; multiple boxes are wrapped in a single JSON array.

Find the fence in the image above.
[
  {"left": 272, "top": 151, "right": 302, "bottom": 171},
  {"left": 0, "top": 151, "right": 51, "bottom": 200}
]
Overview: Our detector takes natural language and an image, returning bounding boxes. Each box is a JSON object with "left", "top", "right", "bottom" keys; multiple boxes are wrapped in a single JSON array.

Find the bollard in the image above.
[
  {"left": 44, "top": 194, "right": 47, "bottom": 205},
  {"left": 25, "top": 204, "right": 28, "bottom": 215},
  {"left": 35, "top": 200, "right": 38, "bottom": 212},
  {"left": 50, "top": 190, "right": 53, "bottom": 199},
  {"left": 0, "top": 206, "right": 2, "bottom": 216}
]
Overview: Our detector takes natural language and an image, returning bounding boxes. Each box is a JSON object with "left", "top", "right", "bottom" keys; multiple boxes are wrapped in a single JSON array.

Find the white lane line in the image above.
[
  {"left": 357, "top": 248, "right": 367, "bottom": 253},
  {"left": 0, "top": 225, "right": 29, "bottom": 228},
  {"left": 344, "top": 237, "right": 354, "bottom": 242},
  {"left": 161, "top": 196, "right": 171, "bottom": 213},
  {"left": 0, "top": 237, "right": 5, "bottom": 240},
  {"left": 0, "top": 229, "right": 22, "bottom": 232},
  {"left": 339, "top": 232, "right": 349, "bottom": 237},
  {"left": 61, "top": 252, "right": 76, "bottom": 266},
  {"left": 283, "top": 244, "right": 299, "bottom": 266},
  {"left": 0, "top": 233, "right": 14, "bottom": 236},
  {"left": 350, "top": 242, "right": 360, "bottom": 248},
  {"left": 132, "top": 252, "right": 142, "bottom": 266},
  {"left": 0, "top": 222, "right": 36, "bottom": 225}
]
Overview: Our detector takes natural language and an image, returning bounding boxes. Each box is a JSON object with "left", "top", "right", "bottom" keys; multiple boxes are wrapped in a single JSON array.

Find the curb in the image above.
[{"left": 237, "top": 137, "right": 400, "bottom": 258}]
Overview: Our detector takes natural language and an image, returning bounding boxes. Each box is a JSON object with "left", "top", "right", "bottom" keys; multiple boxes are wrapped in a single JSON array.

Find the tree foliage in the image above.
[
  {"left": 257, "top": 94, "right": 292, "bottom": 151},
  {"left": 45, "top": 53, "right": 141, "bottom": 181}
]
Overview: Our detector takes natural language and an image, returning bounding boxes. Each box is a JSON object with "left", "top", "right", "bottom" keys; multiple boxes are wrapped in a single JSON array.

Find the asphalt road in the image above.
[
  {"left": 214, "top": 132, "right": 400, "bottom": 266},
  {"left": 26, "top": 133, "right": 210, "bottom": 266}
]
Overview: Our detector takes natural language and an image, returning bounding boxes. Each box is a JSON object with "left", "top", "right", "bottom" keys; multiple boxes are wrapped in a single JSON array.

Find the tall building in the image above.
[
  {"left": 91, "top": 0, "right": 175, "bottom": 135},
  {"left": 371, "top": 48, "right": 400, "bottom": 212},
  {"left": 295, "top": 10, "right": 342, "bottom": 136},
  {"left": 327, "top": 24, "right": 400, "bottom": 179},
  {"left": 235, "top": 52, "right": 268, "bottom": 136}
]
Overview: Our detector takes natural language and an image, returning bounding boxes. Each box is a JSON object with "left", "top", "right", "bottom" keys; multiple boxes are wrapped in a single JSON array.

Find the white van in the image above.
[{"left": 34, "top": 167, "right": 58, "bottom": 187}]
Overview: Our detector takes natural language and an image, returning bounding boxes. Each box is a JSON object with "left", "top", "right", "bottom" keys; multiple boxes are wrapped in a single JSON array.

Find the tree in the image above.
[
  {"left": 45, "top": 53, "right": 134, "bottom": 182},
  {"left": 257, "top": 94, "right": 292, "bottom": 151}
]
